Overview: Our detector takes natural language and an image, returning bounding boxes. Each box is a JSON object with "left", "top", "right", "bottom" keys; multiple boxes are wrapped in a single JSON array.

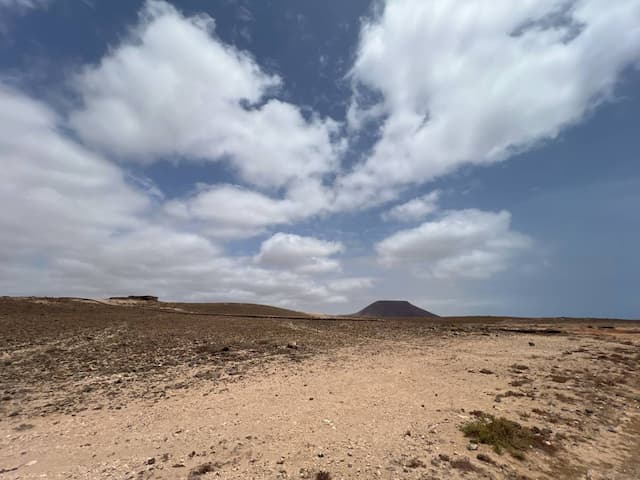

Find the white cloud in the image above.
[
  {"left": 382, "top": 190, "right": 440, "bottom": 222},
  {"left": 165, "top": 184, "right": 295, "bottom": 238},
  {"left": 338, "top": 0, "right": 640, "bottom": 207},
  {"left": 0, "top": 83, "right": 149, "bottom": 257},
  {"left": 11, "top": 0, "right": 637, "bottom": 315},
  {"left": 69, "top": 0, "right": 341, "bottom": 190},
  {"left": 3, "top": 229, "right": 357, "bottom": 308},
  {"left": 255, "top": 233, "right": 344, "bottom": 274},
  {"left": 327, "top": 277, "right": 375, "bottom": 293},
  {"left": 164, "top": 182, "right": 335, "bottom": 238},
  {"left": 376, "top": 209, "right": 531, "bottom": 279},
  {"left": 0, "top": 83, "right": 371, "bottom": 311},
  {"left": 0, "top": 0, "right": 48, "bottom": 10}
]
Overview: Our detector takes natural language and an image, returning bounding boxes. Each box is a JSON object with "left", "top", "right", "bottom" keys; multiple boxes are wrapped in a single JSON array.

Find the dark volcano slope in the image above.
[{"left": 354, "top": 300, "right": 439, "bottom": 318}]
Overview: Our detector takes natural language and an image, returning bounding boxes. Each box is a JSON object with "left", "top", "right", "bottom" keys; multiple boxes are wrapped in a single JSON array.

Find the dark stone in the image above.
[{"left": 476, "top": 453, "right": 495, "bottom": 465}]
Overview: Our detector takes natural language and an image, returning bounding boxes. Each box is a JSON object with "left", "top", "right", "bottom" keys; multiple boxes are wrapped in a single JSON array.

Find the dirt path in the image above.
[{"left": 2, "top": 332, "right": 638, "bottom": 480}]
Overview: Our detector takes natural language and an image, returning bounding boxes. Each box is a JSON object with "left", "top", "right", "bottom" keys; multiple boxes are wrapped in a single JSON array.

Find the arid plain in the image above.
[{"left": 1, "top": 297, "right": 639, "bottom": 480}]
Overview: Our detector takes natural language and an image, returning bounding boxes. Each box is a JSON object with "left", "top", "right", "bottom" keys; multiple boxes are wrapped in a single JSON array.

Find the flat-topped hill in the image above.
[
  {"left": 355, "top": 300, "right": 438, "bottom": 318},
  {"left": 166, "top": 302, "right": 311, "bottom": 318}
]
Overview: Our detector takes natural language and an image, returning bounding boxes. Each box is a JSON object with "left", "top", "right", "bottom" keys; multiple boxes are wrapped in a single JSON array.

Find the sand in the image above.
[{"left": 1, "top": 298, "right": 638, "bottom": 479}]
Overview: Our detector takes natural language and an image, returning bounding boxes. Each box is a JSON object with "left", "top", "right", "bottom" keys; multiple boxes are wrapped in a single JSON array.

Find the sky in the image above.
[{"left": 1, "top": 0, "right": 639, "bottom": 318}]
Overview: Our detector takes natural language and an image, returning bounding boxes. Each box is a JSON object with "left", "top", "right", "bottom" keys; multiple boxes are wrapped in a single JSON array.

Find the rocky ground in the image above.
[{"left": 1, "top": 297, "right": 639, "bottom": 479}]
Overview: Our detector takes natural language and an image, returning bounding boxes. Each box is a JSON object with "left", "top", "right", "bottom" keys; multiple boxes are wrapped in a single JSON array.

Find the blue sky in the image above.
[{"left": 1, "top": 0, "right": 639, "bottom": 317}]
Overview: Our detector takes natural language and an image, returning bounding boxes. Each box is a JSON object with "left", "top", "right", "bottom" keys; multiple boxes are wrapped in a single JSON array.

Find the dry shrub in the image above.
[{"left": 461, "top": 412, "right": 556, "bottom": 460}]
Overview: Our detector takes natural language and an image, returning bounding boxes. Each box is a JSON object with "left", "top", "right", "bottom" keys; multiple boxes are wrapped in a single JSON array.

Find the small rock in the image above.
[
  {"left": 528, "top": 342, "right": 536, "bottom": 347},
  {"left": 13, "top": 423, "right": 34, "bottom": 431},
  {"left": 145, "top": 457, "right": 155, "bottom": 465},
  {"left": 286, "top": 342, "right": 298, "bottom": 349},
  {"left": 187, "top": 462, "right": 216, "bottom": 479},
  {"left": 438, "top": 454, "right": 450, "bottom": 462},
  {"left": 467, "top": 443, "right": 478, "bottom": 451},
  {"left": 476, "top": 453, "right": 495, "bottom": 465}
]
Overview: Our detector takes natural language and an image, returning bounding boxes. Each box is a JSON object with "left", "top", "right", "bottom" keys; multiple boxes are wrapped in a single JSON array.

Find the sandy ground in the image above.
[{"left": 1, "top": 299, "right": 639, "bottom": 479}]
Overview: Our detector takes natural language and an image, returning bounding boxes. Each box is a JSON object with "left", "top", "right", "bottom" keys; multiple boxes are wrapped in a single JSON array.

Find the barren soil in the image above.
[{"left": 1, "top": 297, "right": 639, "bottom": 480}]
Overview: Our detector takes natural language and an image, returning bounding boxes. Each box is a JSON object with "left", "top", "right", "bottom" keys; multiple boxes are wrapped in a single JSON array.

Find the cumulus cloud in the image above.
[
  {"left": 382, "top": 191, "right": 440, "bottom": 222},
  {"left": 255, "top": 233, "right": 344, "bottom": 274},
  {"left": 69, "top": 0, "right": 341, "bottom": 190},
  {"left": 376, "top": 209, "right": 531, "bottom": 279},
  {"left": 327, "top": 277, "right": 375, "bottom": 293},
  {"left": 34, "top": 229, "right": 352, "bottom": 307},
  {"left": 65, "top": 0, "right": 640, "bottom": 236},
  {"left": 11, "top": 0, "right": 638, "bottom": 313},
  {"left": 0, "top": 83, "right": 149, "bottom": 258},
  {"left": 165, "top": 185, "right": 295, "bottom": 238},
  {"left": 0, "top": 83, "right": 370, "bottom": 311},
  {"left": 338, "top": 0, "right": 640, "bottom": 207},
  {"left": 164, "top": 181, "right": 335, "bottom": 238}
]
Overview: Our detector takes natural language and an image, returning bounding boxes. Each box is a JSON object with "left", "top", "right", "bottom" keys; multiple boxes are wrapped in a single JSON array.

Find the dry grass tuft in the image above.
[
  {"left": 187, "top": 462, "right": 219, "bottom": 479},
  {"left": 450, "top": 457, "right": 478, "bottom": 472},
  {"left": 405, "top": 457, "right": 426, "bottom": 468},
  {"left": 461, "top": 411, "right": 556, "bottom": 459}
]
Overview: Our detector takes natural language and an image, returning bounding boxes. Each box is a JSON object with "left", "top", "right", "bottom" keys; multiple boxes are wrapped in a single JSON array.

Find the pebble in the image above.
[{"left": 476, "top": 453, "right": 495, "bottom": 464}]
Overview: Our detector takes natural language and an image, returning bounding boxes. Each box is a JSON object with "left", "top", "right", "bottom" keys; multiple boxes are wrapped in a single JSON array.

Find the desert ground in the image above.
[{"left": 1, "top": 297, "right": 639, "bottom": 480}]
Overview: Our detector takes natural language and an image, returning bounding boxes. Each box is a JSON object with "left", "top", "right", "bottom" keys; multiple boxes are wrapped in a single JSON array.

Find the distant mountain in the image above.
[
  {"left": 166, "top": 302, "right": 311, "bottom": 318},
  {"left": 354, "top": 300, "right": 438, "bottom": 318}
]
